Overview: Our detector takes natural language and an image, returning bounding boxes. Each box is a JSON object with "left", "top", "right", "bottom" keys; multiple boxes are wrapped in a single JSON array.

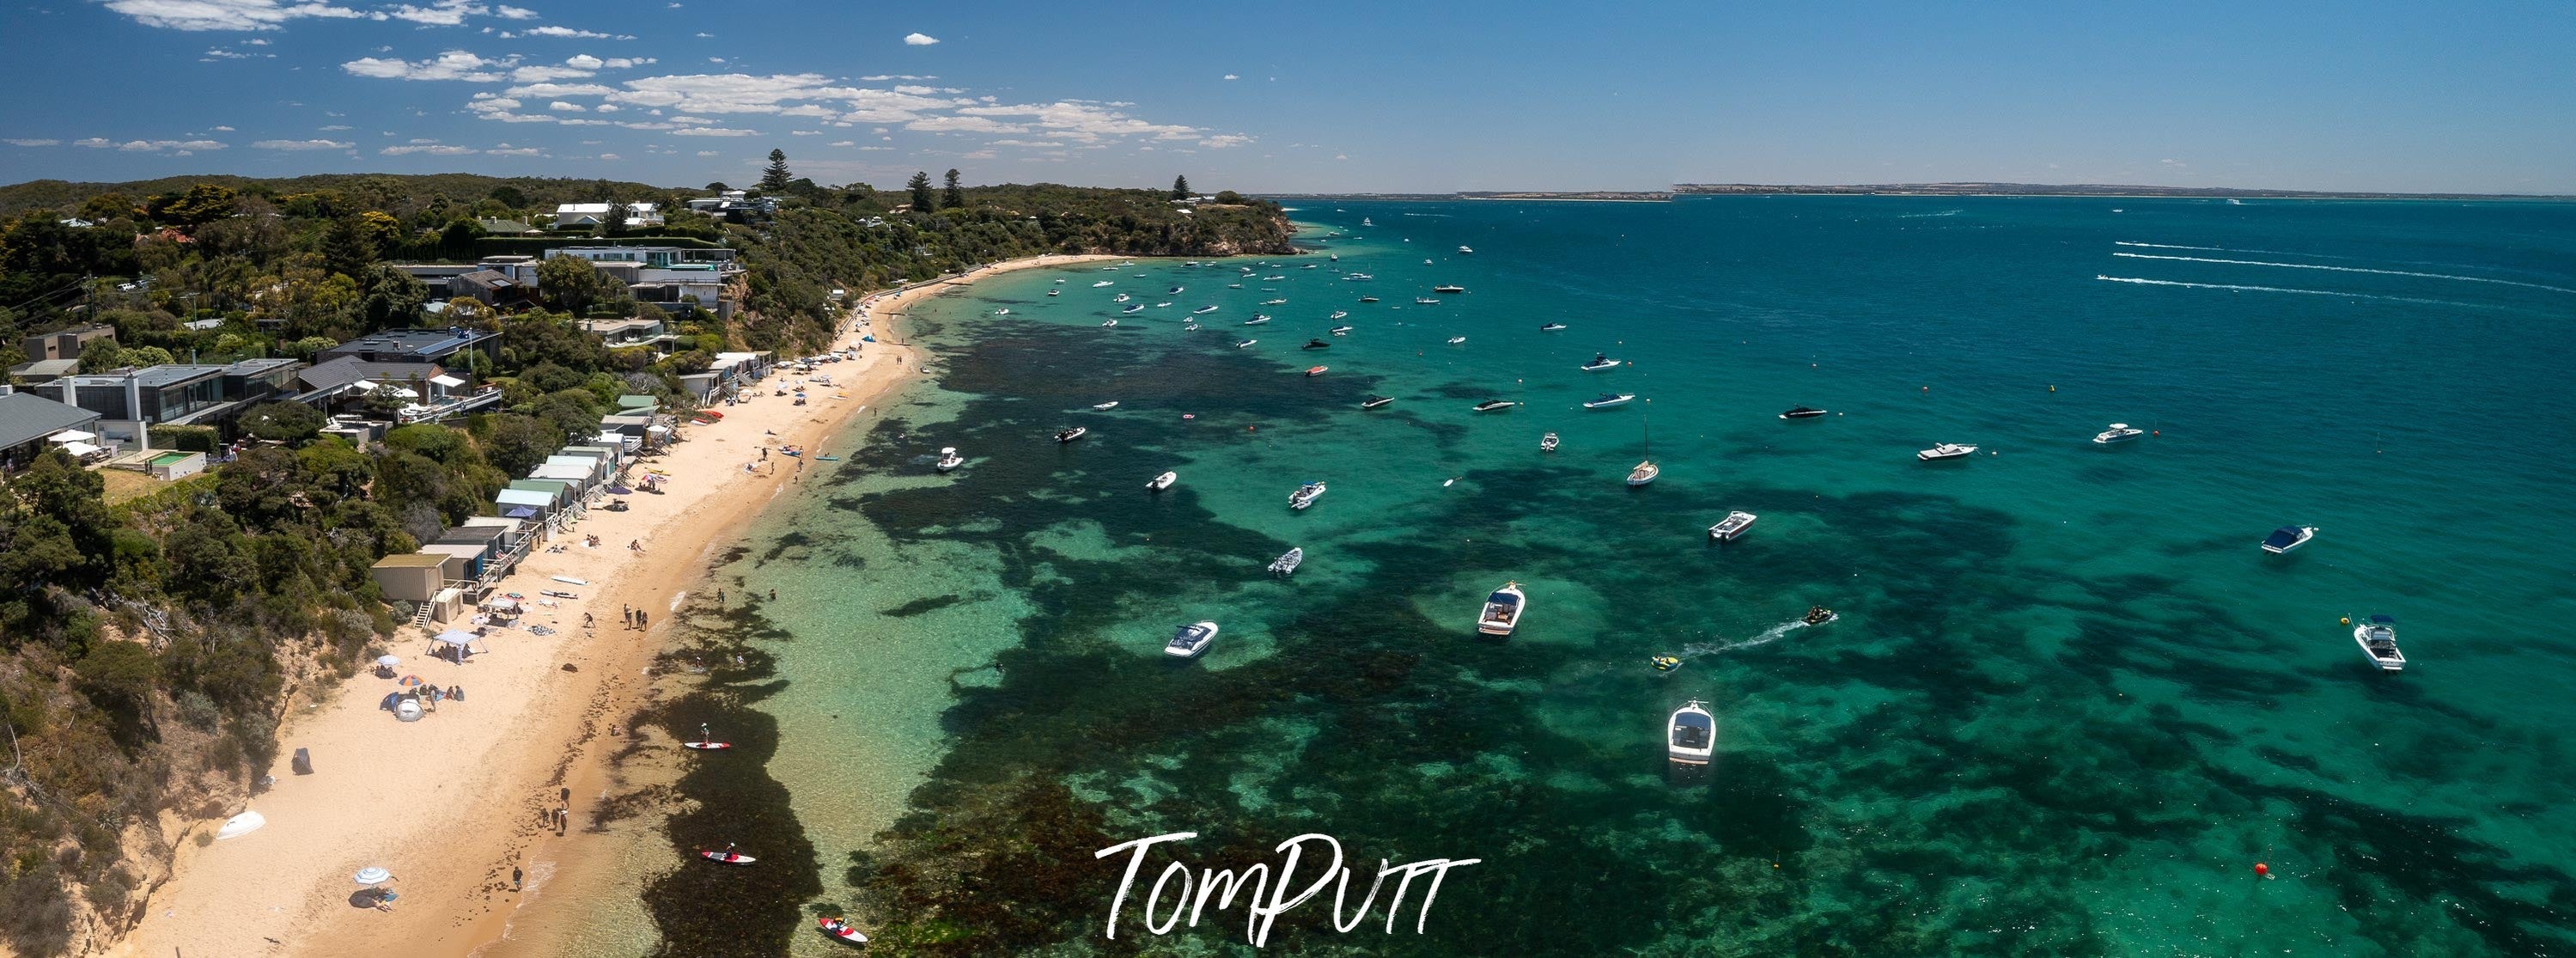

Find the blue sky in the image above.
[{"left": 2, "top": 0, "right": 2570, "bottom": 193}]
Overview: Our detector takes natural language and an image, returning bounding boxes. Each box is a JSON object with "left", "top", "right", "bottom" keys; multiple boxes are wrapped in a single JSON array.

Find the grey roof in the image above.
[
  {"left": 297, "top": 357, "right": 449, "bottom": 393},
  {"left": 319, "top": 326, "right": 498, "bottom": 361},
  {"left": 0, "top": 391, "right": 105, "bottom": 451},
  {"left": 8, "top": 358, "right": 80, "bottom": 380},
  {"left": 128, "top": 364, "right": 230, "bottom": 388}
]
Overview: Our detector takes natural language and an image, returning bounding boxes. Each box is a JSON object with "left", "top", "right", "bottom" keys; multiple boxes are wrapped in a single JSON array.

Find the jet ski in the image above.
[
  {"left": 1802, "top": 606, "right": 1837, "bottom": 625},
  {"left": 1649, "top": 656, "right": 1682, "bottom": 673}
]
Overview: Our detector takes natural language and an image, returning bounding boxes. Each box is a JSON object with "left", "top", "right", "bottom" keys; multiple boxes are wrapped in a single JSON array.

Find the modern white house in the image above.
[{"left": 552, "top": 202, "right": 664, "bottom": 229}]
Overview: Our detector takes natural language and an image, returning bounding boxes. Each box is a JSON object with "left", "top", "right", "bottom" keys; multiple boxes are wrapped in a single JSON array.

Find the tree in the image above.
[
  {"left": 906, "top": 172, "right": 935, "bottom": 211},
  {"left": 941, "top": 169, "right": 964, "bottom": 209},
  {"left": 358, "top": 265, "right": 429, "bottom": 332},
  {"left": 488, "top": 186, "right": 529, "bottom": 210},
  {"left": 1172, "top": 175, "right": 1191, "bottom": 199},
  {"left": 320, "top": 216, "right": 380, "bottom": 278},
  {"left": 1213, "top": 190, "right": 1245, "bottom": 204},
  {"left": 760, "top": 149, "right": 793, "bottom": 192},
  {"left": 239, "top": 400, "right": 322, "bottom": 443},
  {"left": 158, "top": 183, "right": 240, "bottom": 229},
  {"left": 536, "top": 254, "right": 613, "bottom": 315},
  {"left": 478, "top": 414, "right": 563, "bottom": 477},
  {"left": 600, "top": 200, "right": 630, "bottom": 238}
]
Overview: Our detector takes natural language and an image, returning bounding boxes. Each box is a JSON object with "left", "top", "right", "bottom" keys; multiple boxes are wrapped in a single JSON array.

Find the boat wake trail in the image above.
[
  {"left": 2111, "top": 252, "right": 2576, "bottom": 295},
  {"left": 2093, "top": 276, "right": 2493, "bottom": 309},
  {"left": 1675, "top": 616, "right": 1818, "bottom": 661},
  {"left": 1898, "top": 209, "right": 1964, "bottom": 218},
  {"left": 2114, "top": 241, "right": 2565, "bottom": 279}
]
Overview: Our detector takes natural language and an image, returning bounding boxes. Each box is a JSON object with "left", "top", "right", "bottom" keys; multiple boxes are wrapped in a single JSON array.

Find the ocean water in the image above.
[{"left": 685, "top": 197, "right": 2576, "bottom": 955}]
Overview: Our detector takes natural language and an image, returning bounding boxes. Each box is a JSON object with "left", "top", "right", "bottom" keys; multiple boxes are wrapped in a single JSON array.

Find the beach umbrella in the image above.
[
  {"left": 354, "top": 867, "right": 391, "bottom": 886},
  {"left": 375, "top": 655, "right": 400, "bottom": 668},
  {"left": 504, "top": 506, "right": 539, "bottom": 519},
  {"left": 605, "top": 485, "right": 634, "bottom": 495},
  {"left": 399, "top": 674, "right": 423, "bottom": 687}
]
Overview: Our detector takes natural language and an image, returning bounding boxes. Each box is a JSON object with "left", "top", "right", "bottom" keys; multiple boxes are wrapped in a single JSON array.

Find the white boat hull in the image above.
[{"left": 2354, "top": 624, "right": 2405, "bottom": 672}]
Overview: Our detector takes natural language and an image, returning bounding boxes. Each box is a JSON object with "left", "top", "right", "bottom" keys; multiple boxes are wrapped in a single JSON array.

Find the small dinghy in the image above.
[
  {"left": 1236, "top": 339, "right": 1258, "bottom": 349},
  {"left": 1668, "top": 701, "right": 1714, "bottom": 766},
  {"left": 1194, "top": 305, "right": 1221, "bottom": 314},
  {"left": 2352, "top": 614, "right": 2405, "bottom": 672},
  {"left": 1147, "top": 471, "right": 1177, "bottom": 491},
  {"left": 1580, "top": 353, "right": 1622, "bottom": 372},
  {"left": 1780, "top": 406, "right": 1827, "bottom": 419},
  {"left": 1270, "top": 547, "right": 1304, "bottom": 576},
  {"left": 1540, "top": 432, "right": 1560, "bottom": 452},
  {"left": 698, "top": 847, "right": 757, "bottom": 865},
  {"left": 1123, "top": 304, "right": 1144, "bottom": 314},
  {"left": 1540, "top": 322, "right": 1567, "bottom": 332},
  {"left": 1093, "top": 401, "right": 1119, "bottom": 410},
  {"left": 1165, "top": 620, "right": 1221, "bottom": 659},
  {"left": 1477, "top": 582, "right": 1526, "bottom": 637},
  {"left": 1330, "top": 326, "right": 1353, "bottom": 336},
  {"left": 2093, "top": 423, "right": 2145, "bottom": 444},
  {"left": 2262, "top": 525, "right": 2317, "bottom": 554},
  {"left": 1047, "top": 289, "right": 1059, "bottom": 296},
  {"left": 1473, "top": 399, "right": 1517, "bottom": 412},
  {"left": 817, "top": 917, "right": 869, "bottom": 946},
  {"left": 1101, "top": 320, "right": 1118, "bottom": 327},
  {"left": 1305, "top": 365, "right": 1330, "bottom": 376},
  {"left": 1649, "top": 655, "right": 1682, "bottom": 673},
  {"left": 936, "top": 447, "right": 965, "bottom": 472},
  {"left": 1361, "top": 395, "right": 1394, "bottom": 409},
  {"left": 1055, "top": 427, "right": 1087, "bottom": 443},
  {"left": 1708, "top": 510, "right": 1757, "bottom": 541},
  {"left": 1115, "top": 293, "right": 1131, "bottom": 302},
  {"left": 1359, "top": 295, "right": 1380, "bottom": 302},
  {"left": 1917, "top": 442, "right": 1977, "bottom": 461},
  {"left": 1093, "top": 280, "right": 1115, "bottom": 287},
  {"left": 1244, "top": 315, "right": 1270, "bottom": 326},
  {"left": 1446, "top": 336, "right": 1468, "bottom": 345},
  {"left": 1330, "top": 310, "right": 1349, "bottom": 320},
  {"left": 1304, "top": 338, "right": 1331, "bottom": 349},
  {"left": 1584, "top": 393, "right": 1635, "bottom": 409},
  {"left": 1289, "top": 481, "right": 1327, "bottom": 510}
]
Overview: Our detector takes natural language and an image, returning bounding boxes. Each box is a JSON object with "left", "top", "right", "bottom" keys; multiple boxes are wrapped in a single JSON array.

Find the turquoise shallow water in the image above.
[{"left": 715, "top": 196, "right": 2576, "bottom": 955}]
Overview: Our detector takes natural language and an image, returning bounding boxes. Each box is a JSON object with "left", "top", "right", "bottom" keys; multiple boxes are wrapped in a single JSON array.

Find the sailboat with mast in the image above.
[{"left": 1627, "top": 413, "right": 1659, "bottom": 486}]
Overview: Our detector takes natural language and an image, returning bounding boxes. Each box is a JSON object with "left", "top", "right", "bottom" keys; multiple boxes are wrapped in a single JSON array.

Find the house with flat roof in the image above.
[
  {"left": 8, "top": 358, "right": 80, "bottom": 384},
  {"left": 317, "top": 327, "right": 502, "bottom": 364},
  {"left": 552, "top": 202, "right": 663, "bottom": 229},
  {"left": 581, "top": 316, "right": 682, "bottom": 352},
  {"left": 0, "top": 386, "right": 107, "bottom": 472},
  {"left": 31, "top": 358, "right": 303, "bottom": 449},
  {"left": 296, "top": 357, "right": 499, "bottom": 423},
  {"left": 19, "top": 323, "right": 118, "bottom": 362}
]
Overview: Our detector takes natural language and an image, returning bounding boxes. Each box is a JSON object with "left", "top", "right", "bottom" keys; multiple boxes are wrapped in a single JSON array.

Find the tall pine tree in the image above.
[
  {"left": 1172, "top": 175, "right": 1191, "bottom": 199},
  {"left": 906, "top": 171, "right": 935, "bottom": 211},
  {"left": 941, "top": 169, "right": 965, "bottom": 209},
  {"left": 760, "top": 149, "right": 793, "bottom": 191}
]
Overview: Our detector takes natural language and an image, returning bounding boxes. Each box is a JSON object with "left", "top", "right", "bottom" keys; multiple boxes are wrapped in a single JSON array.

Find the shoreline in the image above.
[{"left": 103, "top": 253, "right": 1121, "bottom": 958}]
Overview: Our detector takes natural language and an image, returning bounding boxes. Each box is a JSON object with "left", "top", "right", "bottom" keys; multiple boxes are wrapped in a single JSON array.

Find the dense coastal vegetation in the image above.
[{"left": 0, "top": 162, "right": 1291, "bottom": 955}]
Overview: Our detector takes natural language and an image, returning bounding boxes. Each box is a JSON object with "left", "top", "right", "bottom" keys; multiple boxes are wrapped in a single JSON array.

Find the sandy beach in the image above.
[{"left": 103, "top": 253, "right": 1117, "bottom": 958}]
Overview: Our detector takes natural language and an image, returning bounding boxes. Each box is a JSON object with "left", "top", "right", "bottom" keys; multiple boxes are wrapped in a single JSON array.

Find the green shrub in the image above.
[{"left": 150, "top": 424, "right": 220, "bottom": 453}]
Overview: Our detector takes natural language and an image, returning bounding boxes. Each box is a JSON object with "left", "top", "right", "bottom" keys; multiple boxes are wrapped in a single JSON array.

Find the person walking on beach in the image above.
[
  {"left": 716, "top": 589, "right": 726, "bottom": 604},
  {"left": 512, "top": 866, "right": 522, "bottom": 890},
  {"left": 769, "top": 589, "right": 776, "bottom": 601},
  {"left": 583, "top": 612, "right": 594, "bottom": 629},
  {"left": 637, "top": 610, "right": 649, "bottom": 630}
]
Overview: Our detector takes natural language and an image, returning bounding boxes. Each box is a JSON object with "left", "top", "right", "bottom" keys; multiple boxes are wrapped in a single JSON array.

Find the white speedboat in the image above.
[
  {"left": 1244, "top": 315, "right": 1270, "bottom": 326},
  {"left": 1458, "top": 246, "right": 1474, "bottom": 254},
  {"left": 1361, "top": 395, "right": 1394, "bottom": 409},
  {"left": 1580, "top": 354, "right": 1622, "bottom": 372},
  {"left": 1343, "top": 273, "right": 1373, "bottom": 281},
  {"left": 1269, "top": 547, "right": 1303, "bottom": 576},
  {"left": 1330, "top": 326, "right": 1353, "bottom": 336},
  {"left": 1194, "top": 305, "right": 1221, "bottom": 314},
  {"left": 1055, "top": 427, "right": 1087, "bottom": 443},
  {"left": 1101, "top": 320, "right": 1118, "bottom": 327},
  {"left": 1155, "top": 302, "right": 1172, "bottom": 308},
  {"left": 1779, "top": 406, "right": 1826, "bottom": 419},
  {"left": 1584, "top": 393, "right": 1634, "bottom": 409},
  {"left": 2261, "top": 525, "right": 2317, "bottom": 554},
  {"left": 1236, "top": 339, "right": 1258, "bottom": 348},
  {"left": 1330, "top": 310, "right": 1349, "bottom": 320},
  {"left": 1472, "top": 399, "right": 1517, "bottom": 412},
  {"left": 2093, "top": 423, "right": 2145, "bottom": 444},
  {"left": 1165, "top": 620, "right": 1220, "bottom": 659},
  {"left": 1416, "top": 296, "right": 1441, "bottom": 305},
  {"left": 935, "top": 447, "right": 964, "bottom": 472},
  {"left": 1708, "top": 510, "right": 1757, "bottom": 542},
  {"left": 993, "top": 308, "right": 1011, "bottom": 315},
  {"left": 2353, "top": 614, "right": 2404, "bottom": 672},
  {"left": 1540, "top": 432, "right": 1559, "bottom": 452},
  {"left": 1168, "top": 285, "right": 1184, "bottom": 294},
  {"left": 1183, "top": 322, "right": 1201, "bottom": 331},
  {"left": 1123, "top": 304, "right": 1144, "bottom": 314},
  {"left": 1047, "top": 290, "right": 1059, "bottom": 296},
  {"left": 1092, "top": 280, "right": 1114, "bottom": 287},
  {"left": 1261, "top": 298, "right": 1288, "bottom": 305},
  {"left": 1289, "top": 481, "right": 1327, "bottom": 510},
  {"left": 1093, "top": 401, "right": 1119, "bottom": 410},
  {"left": 1114, "top": 293, "right": 1131, "bottom": 302},
  {"left": 1917, "top": 443, "right": 1977, "bottom": 461},
  {"left": 1447, "top": 336, "right": 1468, "bottom": 345},
  {"left": 1264, "top": 275, "right": 1287, "bottom": 282},
  {"left": 1147, "top": 471, "right": 1176, "bottom": 491},
  {"left": 1434, "top": 284, "right": 1465, "bottom": 294},
  {"left": 1477, "top": 582, "right": 1526, "bottom": 637},
  {"left": 1668, "top": 700, "right": 1714, "bottom": 766},
  {"left": 1540, "top": 322, "right": 1566, "bottom": 332}
]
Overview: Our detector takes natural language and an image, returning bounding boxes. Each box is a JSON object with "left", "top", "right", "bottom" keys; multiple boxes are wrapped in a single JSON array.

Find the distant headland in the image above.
[{"left": 1272, "top": 183, "right": 2571, "bottom": 202}]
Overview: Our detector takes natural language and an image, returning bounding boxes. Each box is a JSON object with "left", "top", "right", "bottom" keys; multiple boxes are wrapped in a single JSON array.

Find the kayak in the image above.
[
  {"left": 682, "top": 741, "right": 733, "bottom": 751},
  {"left": 817, "top": 917, "right": 870, "bottom": 944},
  {"left": 697, "top": 849, "right": 756, "bottom": 865}
]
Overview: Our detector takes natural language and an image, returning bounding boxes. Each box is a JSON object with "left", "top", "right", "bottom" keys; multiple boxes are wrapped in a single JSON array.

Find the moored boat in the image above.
[
  {"left": 1584, "top": 393, "right": 1634, "bottom": 409},
  {"left": 817, "top": 917, "right": 869, "bottom": 946},
  {"left": 1330, "top": 310, "right": 1349, "bottom": 320},
  {"left": 1330, "top": 326, "right": 1353, "bottom": 335},
  {"left": 1269, "top": 547, "right": 1303, "bottom": 576},
  {"left": 1540, "top": 321, "right": 1567, "bottom": 332},
  {"left": 1472, "top": 399, "right": 1517, "bottom": 412},
  {"left": 1458, "top": 246, "right": 1474, "bottom": 254},
  {"left": 1244, "top": 315, "right": 1270, "bottom": 326},
  {"left": 1305, "top": 365, "right": 1329, "bottom": 376},
  {"left": 1359, "top": 295, "right": 1380, "bottom": 302},
  {"left": 2093, "top": 423, "right": 2145, "bottom": 444},
  {"left": 1115, "top": 293, "right": 1131, "bottom": 302},
  {"left": 1361, "top": 395, "right": 1394, "bottom": 409},
  {"left": 2352, "top": 614, "right": 2405, "bottom": 672},
  {"left": 1668, "top": 700, "right": 1714, "bottom": 766},
  {"left": 1289, "top": 480, "right": 1327, "bottom": 510},
  {"left": 2262, "top": 525, "right": 2317, "bottom": 554},
  {"left": 1147, "top": 471, "right": 1176, "bottom": 491},
  {"left": 1165, "top": 620, "right": 1221, "bottom": 659},
  {"left": 1304, "top": 338, "right": 1331, "bottom": 349},
  {"left": 1055, "top": 427, "right": 1087, "bottom": 443},
  {"left": 1415, "top": 296, "right": 1441, "bottom": 305},
  {"left": 1708, "top": 510, "right": 1757, "bottom": 541},
  {"left": 1434, "top": 284, "right": 1466, "bottom": 294},
  {"left": 1236, "top": 339, "right": 1258, "bottom": 348},
  {"left": 1101, "top": 319, "right": 1118, "bottom": 327},
  {"left": 1477, "top": 582, "right": 1526, "bottom": 637},
  {"left": 1917, "top": 442, "right": 1977, "bottom": 461},
  {"left": 1446, "top": 336, "right": 1468, "bottom": 345},
  {"left": 1194, "top": 305, "right": 1221, "bottom": 314},
  {"left": 1779, "top": 406, "right": 1826, "bottom": 419},
  {"left": 935, "top": 447, "right": 965, "bottom": 472},
  {"left": 1540, "top": 432, "right": 1559, "bottom": 451},
  {"left": 1580, "top": 353, "right": 1622, "bottom": 372}
]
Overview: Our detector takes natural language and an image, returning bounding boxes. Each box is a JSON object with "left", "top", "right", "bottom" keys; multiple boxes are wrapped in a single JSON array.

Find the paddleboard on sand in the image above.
[
  {"left": 551, "top": 576, "right": 589, "bottom": 586},
  {"left": 817, "top": 917, "right": 870, "bottom": 944}
]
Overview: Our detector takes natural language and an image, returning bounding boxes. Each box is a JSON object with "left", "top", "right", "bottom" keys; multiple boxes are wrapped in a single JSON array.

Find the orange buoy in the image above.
[{"left": 2254, "top": 863, "right": 2270, "bottom": 877}]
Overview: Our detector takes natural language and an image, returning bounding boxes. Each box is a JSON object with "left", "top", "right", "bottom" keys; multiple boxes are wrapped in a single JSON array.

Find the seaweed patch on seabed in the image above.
[
  {"left": 632, "top": 598, "right": 822, "bottom": 958},
  {"left": 825, "top": 321, "right": 2576, "bottom": 955}
]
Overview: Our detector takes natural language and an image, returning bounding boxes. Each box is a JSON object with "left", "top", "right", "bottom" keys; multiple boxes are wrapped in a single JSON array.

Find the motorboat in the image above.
[
  {"left": 1801, "top": 606, "right": 1836, "bottom": 625},
  {"left": 1264, "top": 275, "right": 1287, "bottom": 281},
  {"left": 1123, "top": 304, "right": 1144, "bottom": 314},
  {"left": 1115, "top": 293, "right": 1131, "bottom": 302},
  {"left": 935, "top": 447, "right": 965, "bottom": 472},
  {"left": 1236, "top": 339, "right": 1258, "bottom": 349},
  {"left": 1244, "top": 315, "right": 1270, "bottom": 326},
  {"left": 1047, "top": 289, "right": 1059, "bottom": 296},
  {"left": 1359, "top": 296, "right": 1380, "bottom": 302},
  {"left": 1361, "top": 217, "right": 1373, "bottom": 226},
  {"left": 1304, "top": 365, "right": 1329, "bottom": 377},
  {"left": 1101, "top": 320, "right": 1118, "bottom": 327},
  {"left": 1147, "top": 471, "right": 1177, "bottom": 491},
  {"left": 1183, "top": 322, "right": 1201, "bottom": 332},
  {"left": 1330, "top": 310, "right": 1349, "bottom": 320},
  {"left": 1155, "top": 302, "right": 1172, "bottom": 308},
  {"left": 1472, "top": 399, "right": 1517, "bottom": 412},
  {"left": 1270, "top": 547, "right": 1303, "bottom": 576},
  {"left": 1917, "top": 443, "right": 1977, "bottom": 461},
  {"left": 1330, "top": 326, "right": 1353, "bottom": 336},
  {"left": 1168, "top": 285, "right": 1184, "bottom": 294},
  {"left": 1343, "top": 273, "right": 1374, "bottom": 282},
  {"left": 1054, "top": 427, "right": 1087, "bottom": 443},
  {"left": 1415, "top": 296, "right": 1441, "bottom": 305},
  {"left": 1361, "top": 395, "right": 1394, "bottom": 409},
  {"left": 1289, "top": 481, "right": 1327, "bottom": 510},
  {"left": 1667, "top": 701, "right": 1714, "bottom": 766},
  {"left": 1303, "top": 338, "right": 1331, "bottom": 349},
  {"left": 1228, "top": 283, "right": 1244, "bottom": 289},
  {"left": 1458, "top": 246, "right": 1474, "bottom": 255},
  {"left": 1584, "top": 393, "right": 1635, "bottom": 409},
  {"left": 1477, "top": 582, "right": 1526, "bottom": 637},
  {"left": 1165, "top": 620, "right": 1221, "bottom": 659},
  {"left": 1194, "top": 305, "right": 1221, "bottom": 314},
  {"left": 1262, "top": 298, "right": 1288, "bottom": 305},
  {"left": 1093, "top": 280, "right": 1114, "bottom": 287},
  {"left": 1304, "top": 264, "right": 1318, "bottom": 269},
  {"left": 1780, "top": 406, "right": 1826, "bottom": 419},
  {"left": 817, "top": 917, "right": 869, "bottom": 946},
  {"left": 992, "top": 308, "right": 1011, "bottom": 315},
  {"left": 2352, "top": 614, "right": 2404, "bottom": 672},
  {"left": 1580, "top": 354, "right": 1622, "bottom": 372},
  {"left": 2093, "top": 423, "right": 2146, "bottom": 444},
  {"left": 1540, "top": 432, "right": 1559, "bottom": 452},
  {"left": 1708, "top": 510, "right": 1757, "bottom": 541},
  {"left": 2261, "top": 526, "right": 2317, "bottom": 554},
  {"left": 1093, "top": 401, "right": 1119, "bottom": 410},
  {"left": 1540, "top": 322, "right": 1567, "bottom": 332},
  {"left": 1434, "top": 284, "right": 1466, "bottom": 294},
  {"left": 1446, "top": 336, "right": 1468, "bottom": 345}
]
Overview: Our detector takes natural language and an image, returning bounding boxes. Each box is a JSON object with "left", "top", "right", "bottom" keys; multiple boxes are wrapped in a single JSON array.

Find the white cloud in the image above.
[
  {"left": 387, "top": 1, "right": 490, "bottom": 26},
  {"left": 3, "top": 138, "right": 62, "bottom": 147},
  {"left": 594, "top": 104, "right": 619, "bottom": 113},
  {"left": 1335, "top": 154, "right": 1348, "bottom": 160},
  {"left": 253, "top": 138, "right": 353, "bottom": 149},
  {"left": 318, "top": 124, "right": 353, "bottom": 131},
  {"left": 596, "top": 153, "right": 619, "bottom": 160},
  {"left": 496, "top": 4, "right": 535, "bottom": 17},
  {"left": 519, "top": 25, "right": 633, "bottom": 40},
  {"left": 485, "top": 145, "right": 545, "bottom": 156},
  {"left": 959, "top": 100, "right": 1202, "bottom": 142},
  {"left": 669, "top": 126, "right": 758, "bottom": 137},
  {"left": 100, "top": 0, "right": 369, "bottom": 31},
  {"left": 503, "top": 82, "right": 612, "bottom": 97},
  {"left": 549, "top": 101, "right": 587, "bottom": 112},
  {"left": 511, "top": 64, "right": 594, "bottom": 82},
  {"left": 697, "top": 149, "right": 719, "bottom": 156},
  {"left": 565, "top": 53, "right": 605, "bottom": 70},
  {"left": 213, "top": 125, "right": 235, "bottom": 131},
  {"left": 76, "top": 137, "right": 229, "bottom": 152},
  {"left": 903, "top": 33, "right": 939, "bottom": 46},
  {"left": 1201, "top": 134, "right": 1252, "bottom": 149},
  {"left": 790, "top": 130, "right": 819, "bottom": 136},
  {"left": 343, "top": 50, "right": 513, "bottom": 82},
  {"left": 905, "top": 115, "right": 1027, "bottom": 134},
  {"left": 381, "top": 143, "right": 478, "bottom": 155},
  {"left": 827, "top": 140, "right": 853, "bottom": 146},
  {"left": 1222, "top": 74, "right": 1239, "bottom": 81}
]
